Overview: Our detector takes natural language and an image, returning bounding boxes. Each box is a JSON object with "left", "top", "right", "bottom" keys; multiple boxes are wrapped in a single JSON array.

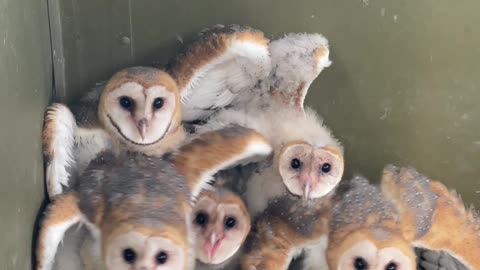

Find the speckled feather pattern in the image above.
[
  {"left": 330, "top": 176, "right": 399, "bottom": 235},
  {"left": 77, "top": 151, "right": 189, "bottom": 227},
  {"left": 262, "top": 192, "right": 333, "bottom": 237},
  {"left": 383, "top": 165, "right": 438, "bottom": 238}
]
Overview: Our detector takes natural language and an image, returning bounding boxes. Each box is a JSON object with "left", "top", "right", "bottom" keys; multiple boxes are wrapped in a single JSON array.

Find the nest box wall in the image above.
[{"left": 0, "top": 0, "right": 52, "bottom": 268}]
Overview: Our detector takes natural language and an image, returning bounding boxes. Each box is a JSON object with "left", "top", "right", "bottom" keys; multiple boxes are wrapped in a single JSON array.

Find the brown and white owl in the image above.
[
  {"left": 326, "top": 165, "right": 480, "bottom": 270},
  {"left": 43, "top": 67, "right": 184, "bottom": 198},
  {"left": 35, "top": 125, "right": 273, "bottom": 270},
  {"left": 167, "top": 25, "right": 343, "bottom": 270}
]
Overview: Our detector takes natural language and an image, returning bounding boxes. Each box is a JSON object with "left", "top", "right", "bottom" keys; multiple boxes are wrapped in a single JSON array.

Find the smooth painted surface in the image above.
[
  {"left": 53, "top": 0, "right": 480, "bottom": 206},
  {"left": 0, "top": 0, "right": 52, "bottom": 268}
]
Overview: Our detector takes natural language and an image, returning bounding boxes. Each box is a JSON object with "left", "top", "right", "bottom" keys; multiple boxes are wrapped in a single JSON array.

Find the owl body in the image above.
[
  {"left": 326, "top": 176, "right": 416, "bottom": 270},
  {"left": 240, "top": 190, "right": 334, "bottom": 270},
  {"left": 325, "top": 166, "right": 480, "bottom": 270},
  {"left": 43, "top": 67, "right": 184, "bottom": 198},
  {"left": 166, "top": 25, "right": 343, "bottom": 270},
  {"left": 36, "top": 126, "right": 273, "bottom": 270}
]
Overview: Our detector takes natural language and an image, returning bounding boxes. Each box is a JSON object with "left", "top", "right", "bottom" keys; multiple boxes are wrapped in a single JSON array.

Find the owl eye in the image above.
[
  {"left": 156, "top": 251, "right": 168, "bottom": 265},
  {"left": 290, "top": 158, "right": 302, "bottom": 170},
  {"left": 321, "top": 163, "right": 331, "bottom": 173},
  {"left": 354, "top": 257, "right": 368, "bottom": 270},
  {"left": 122, "top": 248, "right": 136, "bottom": 264},
  {"left": 153, "top": 97, "right": 164, "bottom": 110},
  {"left": 385, "top": 262, "right": 397, "bottom": 270},
  {"left": 195, "top": 212, "right": 208, "bottom": 226},
  {"left": 224, "top": 216, "right": 236, "bottom": 229},
  {"left": 119, "top": 96, "right": 134, "bottom": 111}
]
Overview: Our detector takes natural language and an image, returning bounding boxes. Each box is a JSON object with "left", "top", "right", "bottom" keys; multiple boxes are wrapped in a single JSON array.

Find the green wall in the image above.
[
  {"left": 52, "top": 0, "right": 480, "bottom": 206},
  {"left": 0, "top": 0, "right": 52, "bottom": 268}
]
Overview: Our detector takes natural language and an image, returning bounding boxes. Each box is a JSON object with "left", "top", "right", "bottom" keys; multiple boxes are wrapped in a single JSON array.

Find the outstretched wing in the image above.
[
  {"left": 268, "top": 33, "right": 332, "bottom": 111},
  {"left": 380, "top": 165, "right": 480, "bottom": 270},
  {"left": 168, "top": 24, "right": 271, "bottom": 121},
  {"left": 35, "top": 193, "right": 84, "bottom": 270},
  {"left": 43, "top": 104, "right": 78, "bottom": 198},
  {"left": 173, "top": 125, "right": 272, "bottom": 199},
  {"left": 43, "top": 86, "right": 111, "bottom": 198}
]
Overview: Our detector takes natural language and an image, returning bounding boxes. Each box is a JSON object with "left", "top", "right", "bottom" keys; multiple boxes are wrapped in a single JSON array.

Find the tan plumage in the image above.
[
  {"left": 326, "top": 177, "right": 416, "bottom": 270},
  {"left": 35, "top": 126, "right": 272, "bottom": 270},
  {"left": 380, "top": 165, "right": 480, "bottom": 270},
  {"left": 165, "top": 25, "right": 342, "bottom": 270},
  {"left": 42, "top": 66, "right": 185, "bottom": 199}
]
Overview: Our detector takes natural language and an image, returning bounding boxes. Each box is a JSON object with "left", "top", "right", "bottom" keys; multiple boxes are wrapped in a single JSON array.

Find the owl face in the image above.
[
  {"left": 328, "top": 231, "right": 415, "bottom": 270},
  {"left": 99, "top": 70, "right": 179, "bottom": 147},
  {"left": 192, "top": 190, "right": 251, "bottom": 265},
  {"left": 104, "top": 228, "right": 188, "bottom": 270},
  {"left": 278, "top": 142, "right": 344, "bottom": 199}
]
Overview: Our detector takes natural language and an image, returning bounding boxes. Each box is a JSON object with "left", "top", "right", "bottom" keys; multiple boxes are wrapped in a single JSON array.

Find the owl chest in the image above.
[
  {"left": 73, "top": 129, "right": 112, "bottom": 174},
  {"left": 268, "top": 197, "right": 328, "bottom": 241}
]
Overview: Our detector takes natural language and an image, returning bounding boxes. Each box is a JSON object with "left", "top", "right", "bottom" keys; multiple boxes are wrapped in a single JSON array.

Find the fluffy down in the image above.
[{"left": 197, "top": 102, "right": 341, "bottom": 215}]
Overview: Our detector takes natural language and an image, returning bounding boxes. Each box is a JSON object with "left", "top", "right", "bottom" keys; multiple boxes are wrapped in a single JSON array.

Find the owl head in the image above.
[
  {"left": 98, "top": 67, "right": 182, "bottom": 149},
  {"left": 192, "top": 189, "right": 251, "bottom": 265}
]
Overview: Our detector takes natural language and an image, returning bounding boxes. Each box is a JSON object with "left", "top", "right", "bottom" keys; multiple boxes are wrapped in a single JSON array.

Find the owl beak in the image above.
[
  {"left": 300, "top": 172, "right": 315, "bottom": 200},
  {"left": 303, "top": 184, "right": 311, "bottom": 199},
  {"left": 137, "top": 119, "right": 148, "bottom": 140},
  {"left": 205, "top": 232, "right": 224, "bottom": 262}
]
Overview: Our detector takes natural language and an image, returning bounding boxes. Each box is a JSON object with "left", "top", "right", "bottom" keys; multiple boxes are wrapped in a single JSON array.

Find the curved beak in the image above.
[
  {"left": 300, "top": 171, "right": 316, "bottom": 200},
  {"left": 204, "top": 232, "right": 224, "bottom": 263},
  {"left": 303, "top": 183, "right": 311, "bottom": 200},
  {"left": 137, "top": 119, "right": 148, "bottom": 141}
]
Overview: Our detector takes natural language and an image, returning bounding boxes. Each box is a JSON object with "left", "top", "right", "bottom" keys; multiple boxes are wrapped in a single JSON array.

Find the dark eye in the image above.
[
  {"left": 354, "top": 257, "right": 367, "bottom": 270},
  {"left": 153, "top": 97, "right": 164, "bottom": 110},
  {"left": 386, "top": 262, "right": 397, "bottom": 270},
  {"left": 156, "top": 251, "right": 168, "bottom": 265},
  {"left": 122, "top": 248, "right": 136, "bottom": 264},
  {"left": 321, "top": 163, "right": 331, "bottom": 173},
  {"left": 195, "top": 212, "right": 208, "bottom": 226},
  {"left": 290, "top": 158, "right": 301, "bottom": 170},
  {"left": 224, "top": 217, "right": 236, "bottom": 229},
  {"left": 119, "top": 96, "right": 134, "bottom": 111}
]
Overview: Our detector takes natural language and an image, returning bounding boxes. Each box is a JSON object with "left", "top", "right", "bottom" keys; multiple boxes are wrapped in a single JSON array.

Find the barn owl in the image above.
[
  {"left": 35, "top": 126, "right": 272, "bottom": 270},
  {"left": 326, "top": 165, "right": 480, "bottom": 270},
  {"left": 42, "top": 67, "right": 184, "bottom": 198},
  {"left": 166, "top": 24, "right": 343, "bottom": 270}
]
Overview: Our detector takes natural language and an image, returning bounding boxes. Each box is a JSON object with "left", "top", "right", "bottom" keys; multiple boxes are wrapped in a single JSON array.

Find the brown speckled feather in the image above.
[{"left": 381, "top": 165, "right": 480, "bottom": 270}]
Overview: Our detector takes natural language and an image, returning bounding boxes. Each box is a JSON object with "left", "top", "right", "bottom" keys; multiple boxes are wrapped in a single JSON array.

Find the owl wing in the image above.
[
  {"left": 43, "top": 86, "right": 111, "bottom": 198},
  {"left": 167, "top": 24, "right": 271, "bottom": 122},
  {"left": 173, "top": 125, "right": 272, "bottom": 199},
  {"left": 380, "top": 165, "right": 480, "bottom": 270},
  {"left": 267, "top": 33, "right": 332, "bottom": 112}
]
